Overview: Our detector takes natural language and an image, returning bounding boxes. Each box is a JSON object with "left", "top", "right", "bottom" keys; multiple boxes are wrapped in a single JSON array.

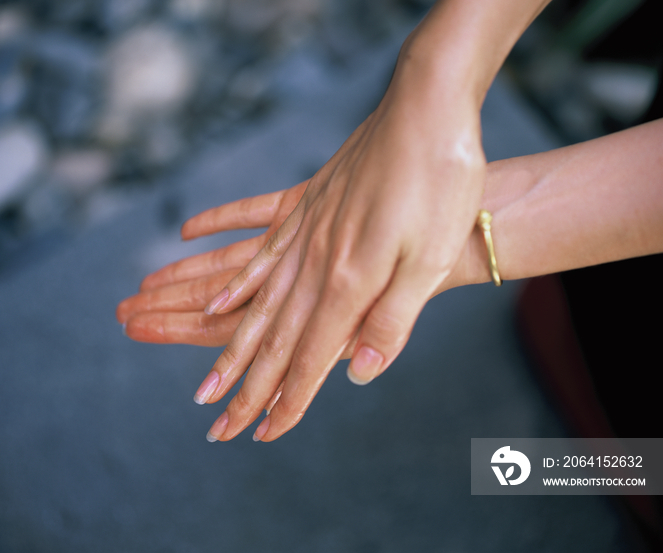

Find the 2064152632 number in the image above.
[{"left": 562, "top": 456, "right": 643, "bottom": 468}]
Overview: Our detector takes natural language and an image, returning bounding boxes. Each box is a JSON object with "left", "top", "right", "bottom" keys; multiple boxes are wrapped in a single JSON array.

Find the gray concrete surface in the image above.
[{"left": 0, "top": 38, "right": 639, "bottom": 552}]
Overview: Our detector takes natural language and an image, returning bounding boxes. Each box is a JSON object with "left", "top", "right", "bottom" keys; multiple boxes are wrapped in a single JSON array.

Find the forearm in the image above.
[
  {"left": 398, "top": 0, "right": 551, "bottom": 108},
  {"left": 452, "top": 118, "right": 663, "bottom": 288}
]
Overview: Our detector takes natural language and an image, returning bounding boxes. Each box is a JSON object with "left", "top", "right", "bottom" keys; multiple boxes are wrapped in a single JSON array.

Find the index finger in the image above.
[{"left": 181, "top": 190, "right": 286, "bottom": 240}]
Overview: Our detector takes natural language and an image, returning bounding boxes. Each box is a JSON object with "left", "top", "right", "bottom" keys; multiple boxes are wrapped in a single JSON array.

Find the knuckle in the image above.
[
  {"left": 234, "top": 265, "right": 251, "bottom": 287},
  {"left": 365, "top": 307, "right": 408, "bottom": 345},
  {"left": 263, "top": 232, "right": 284, "bottom": 259},
  {"left": 220, "top": 341, "right": 242, "bottom": 370},
  {"left": 239, "top": 197, "right": 254, "bottom": 224},
  {"left": 290, "top": 346, "right": 318, "bottom": 379},
  {"left": 200, "top": 323, "right": 218, "bottom": 346},
  {"left": 212, "top": 247, "right": 230, "bottom": 269},
  {"left": 228, "top": 386, "right": 254, "bottom": 416},
  {"left": 271, "top": 392, "right": 304, "bottom": 426},
  {"left": 250, "top": 281, "right": 276, "bottom": 319},
  {"left": 260, "top": 324, "right": 287, "bottom": 361},
  {"left": 325, "top": 258, "right": 357, "bottom": 296}
]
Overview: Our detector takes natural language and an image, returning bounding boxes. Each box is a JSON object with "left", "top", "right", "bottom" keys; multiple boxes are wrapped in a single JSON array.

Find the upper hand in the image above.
[{"left": 197, "top": 48, "right": 487, "bottom": 443}]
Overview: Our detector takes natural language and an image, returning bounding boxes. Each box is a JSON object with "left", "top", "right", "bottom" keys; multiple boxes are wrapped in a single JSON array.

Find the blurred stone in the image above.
[
  {"left": 51, "top": 149, "right": 113, "bottom": 193},
  {"left": 582, "top": 63, "right": 657, "bottom": 123},
  {"left": 101, "top": 0, "right": 155, "bottom": 32},
  {"left": 270, "top": 13, "right": 315, "bottom": 53},
  {"left": 98, "top": 25, "right": 196, "bottom": 143},
  {"left": 22, "top": 180, "right": 71, "bottom": 230},
  {"left": 226, "top": 0, "right": 322, "bottom": 36},
  {"left": 227, "top": 65, "right": 270, "bottom": 102},
  {"left": 81, "top": 187, "right": 134, "bottom": 227},
  {"left": 169, "top": 0, "right": 221, "bottom": 22},
  {"left": 0, "top": 0, "right": 416, "bottom": 245},
  {"left": 143, "top": 121, "right": 184, "bottom": 166},
  {"left": 42, "top": 0, "right": 98, "bottom": 26},
  {"left": 29, "top": 31, "right": 101, "bottom": 140},
  {"left": 226, "top": 0, "right": 287, "bottom": 35},
  {"left": 0, "top": 122, "right": 48, "bottom": 208},
  {"left": 0, "top": 52, "right": 28, "bottom": 121},
  {"left": 273, "top": 47, "right": 334, "bottom": 97},
  {"left": 0, "top": 6, "right": 29, "bottom": 43}
]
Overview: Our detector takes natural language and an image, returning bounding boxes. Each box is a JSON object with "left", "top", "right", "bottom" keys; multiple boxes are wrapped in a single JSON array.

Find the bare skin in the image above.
[
  {"left": 118, "top": 118, "right": 663, "bottom": 441},
  {"left": 195, "top": 0, "right": 551, "bottom": 443},
  {"left": 117, "top": 182, "right": 308, "bottom": 343},
  {"left": 117, "top": 0, "right": 581, "bottom": 442}
]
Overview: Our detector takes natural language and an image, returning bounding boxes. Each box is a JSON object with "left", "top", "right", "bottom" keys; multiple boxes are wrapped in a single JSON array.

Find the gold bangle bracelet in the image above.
[{"left": 477, "top": 209, "right": 502, "bottom": 287}]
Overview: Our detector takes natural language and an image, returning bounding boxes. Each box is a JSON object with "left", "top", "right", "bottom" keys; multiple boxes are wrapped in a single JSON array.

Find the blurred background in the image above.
[
  {"left": 0, "top": 0, "right": 660, "bottom": 551},
  {"left": 0, "top": 0, "right": 660, "bottom": 260}
]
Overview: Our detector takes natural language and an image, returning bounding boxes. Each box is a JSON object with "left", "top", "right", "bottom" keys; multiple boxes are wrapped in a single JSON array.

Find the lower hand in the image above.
[{"left": 116, "top": 182, "right": 308, "bottom": 344}]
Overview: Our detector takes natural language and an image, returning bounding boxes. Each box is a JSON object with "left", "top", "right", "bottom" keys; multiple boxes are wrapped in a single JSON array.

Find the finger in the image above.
[
  {"left": 211, "top": 250, "right": 323, "bottom": 441},
  {"left": 346, "top": 258, "right": 439, "bottom": 385},
  {"left": 117, "top": 268, "right": 240, "bottom": 324},
  {"left": 194, "top": 240, "right": 302, "bottom": 414},
  {"left": 140, "top": 234, "right": 264, "bottom": 291},
  {"left": 257, "top": 326, "right": 358, "bottom": 418},
  {"left": 124, "top": 308, "right": 247, "bottom": 346},
  {"left": 204, "top": 201, "right": 305, "bottom": 315},
  {"left": 262, "top": 326, "right": 358, "bottom": 417},
  {"left": 264, "top": 381, "right": 285, "bottom": 415},
  {"left": 253, "top": 268, "right": 381, "bottom": 442},
  {"left": 181, "top": 189, "right": 286, "bottom": 240}
]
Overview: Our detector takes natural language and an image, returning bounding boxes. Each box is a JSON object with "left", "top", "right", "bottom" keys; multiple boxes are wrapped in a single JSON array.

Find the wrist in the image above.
[
  {"left": 395, "top": 28, "right": 486, "bottom": 114},
  {"left": 431, "top": 157, "right": 543, "bottom": 296},
  {"left": 399, "top": 0, "right": 550, "bottom": 108}
]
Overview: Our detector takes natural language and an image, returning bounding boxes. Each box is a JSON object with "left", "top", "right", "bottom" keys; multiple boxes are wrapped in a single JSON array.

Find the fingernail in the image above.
[
  {"left": 194, "top": 371, "right": 219, "bottom": 405},
  {"left": 347, "top": 346, "right": 383, "bottom": 385},
  {"left": 208, "top": 411, "right": 229, "bottom": 441},
  {"left": 253, "top": 416, "right": 270, "bottom": 442},
  {"left": 205, "top": 288, "right": 229, "bottom": 315},
  {"left": 121, "top": 322, "right": 127, "bottom": 336}
]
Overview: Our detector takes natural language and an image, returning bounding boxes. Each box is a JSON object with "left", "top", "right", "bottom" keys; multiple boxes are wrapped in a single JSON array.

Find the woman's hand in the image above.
[
  {"left": 196, "top": 45, "right": 488, "bottom": 443},
  {"left": 117, "top": 102, "right": 663, "bottom": 449},
  {"left": 193, "top": 0, "right": 552, "bottom": 442},
  {"left": 118, "top": 0, "right": 553, "bottom": 443},
  {"left": 116, "top": 182, "right": 308, "bottom": 344}
]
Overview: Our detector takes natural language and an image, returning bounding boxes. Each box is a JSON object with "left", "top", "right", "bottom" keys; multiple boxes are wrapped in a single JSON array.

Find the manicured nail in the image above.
[
  {"left": 194, "top": 371, "right": 219, "bottom": 405},
  {"left": 347, "top": 346, "right": 383, "bottom": 385},
  {"left": 253, "top": 416, "right": 270, "bottom": 442},
  {"left": 205, "top": 288, "right": 229, "bottom": 315},
  {"left": 208, "top": 411, "right": 229, "bottom": 441}
]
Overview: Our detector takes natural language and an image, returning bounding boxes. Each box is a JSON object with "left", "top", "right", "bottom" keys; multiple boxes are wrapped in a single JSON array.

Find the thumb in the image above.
[{"left": 347, "top": 262, "right": 436, "bottom": 385}]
